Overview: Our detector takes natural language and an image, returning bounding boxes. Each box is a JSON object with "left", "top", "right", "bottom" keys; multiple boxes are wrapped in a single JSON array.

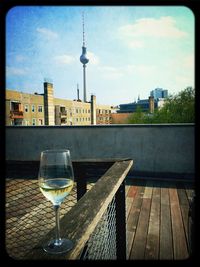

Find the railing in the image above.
[
  {"left": 60, "top": 111, "right": 67, "bottom": 118},
  {"left": 60, "top": 110, "right": 67, "bottom": 117},
  {"left": 10, "top": 110, "right": 23, "bottom": 119},
  {"left": 16, "top": 159, "right": 133, "bottom": 260}
]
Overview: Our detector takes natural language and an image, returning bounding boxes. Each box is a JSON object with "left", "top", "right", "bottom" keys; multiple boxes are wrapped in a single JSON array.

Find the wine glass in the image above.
[{"left": 38, "top": 149, "right": 74, "bottom": 254}]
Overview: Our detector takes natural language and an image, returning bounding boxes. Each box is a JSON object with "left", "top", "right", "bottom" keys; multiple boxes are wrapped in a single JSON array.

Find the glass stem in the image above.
[{"left": 54, "top": 204, "right": 62, "bottom": 246}]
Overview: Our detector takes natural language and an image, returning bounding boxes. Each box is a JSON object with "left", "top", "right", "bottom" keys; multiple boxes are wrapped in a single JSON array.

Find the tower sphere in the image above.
[{"left": 80, "top": 46, "right": 89, "bottom": 65}]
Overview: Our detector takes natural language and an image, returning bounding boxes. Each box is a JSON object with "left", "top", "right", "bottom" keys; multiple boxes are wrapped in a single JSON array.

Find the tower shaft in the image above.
[{"left": 83, "top": 64, "right": 87, "bottom": 102}]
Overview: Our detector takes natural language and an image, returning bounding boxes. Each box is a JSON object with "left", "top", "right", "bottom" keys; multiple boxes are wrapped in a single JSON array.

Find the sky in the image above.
[{"left": 6, "top": 6, "right": 194, "bottom": 106}]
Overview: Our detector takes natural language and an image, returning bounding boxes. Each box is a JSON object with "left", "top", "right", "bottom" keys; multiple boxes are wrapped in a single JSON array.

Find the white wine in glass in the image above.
[{"left": 38, "top": 149, "right": 74, "bottom": 254}]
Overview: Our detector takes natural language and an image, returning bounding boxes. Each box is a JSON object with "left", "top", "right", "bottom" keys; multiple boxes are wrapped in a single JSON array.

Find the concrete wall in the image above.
[{"left": 6, "top": 124, "right": 195, "bottom": 177}]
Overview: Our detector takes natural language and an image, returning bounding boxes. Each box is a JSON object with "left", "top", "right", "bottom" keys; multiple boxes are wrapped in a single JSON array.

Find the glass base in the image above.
[{"left": 43, "top": 238, "right": 74, "bottom": 254}]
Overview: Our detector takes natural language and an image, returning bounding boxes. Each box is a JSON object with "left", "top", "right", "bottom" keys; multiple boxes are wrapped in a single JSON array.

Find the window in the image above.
[
  {"left": 38, "top": 119, "right": 43, "bottom": 125},
  {"left": 25, "top": 104, "right": 29, "bottom": 112},
  {"left": 32, "top": 118, "right": 36, "bottom": 125},
  {"left": 32, "top": 105, "right": 35, "bottom": 112},
  {"left": 38, "top": 105, "right": 43, "bottom": 112}
]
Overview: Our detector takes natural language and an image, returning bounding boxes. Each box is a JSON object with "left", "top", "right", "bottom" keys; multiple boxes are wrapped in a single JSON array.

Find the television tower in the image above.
[{"left": 80, "top": 12, "right": 89, "bottom": 102}]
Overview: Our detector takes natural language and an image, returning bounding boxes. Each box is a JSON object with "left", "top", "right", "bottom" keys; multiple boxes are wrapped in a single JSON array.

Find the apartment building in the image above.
[
  {"left": 5, "top": 90, "right": 44, "bottom": 126},
  {"left": 5, "top": 82, "right": 113, "bottom": 126}
]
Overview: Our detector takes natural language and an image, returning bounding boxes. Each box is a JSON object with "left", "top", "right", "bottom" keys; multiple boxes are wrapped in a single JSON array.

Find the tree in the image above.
[
  {"left": 152, "top": 87, "right": 195, "bottom": 123},
  {"left": 127, "top": 105, "right": 145, "bottom": 124},
  {"left": 127, "top": 87, "right": 195, "bottom": 124}
]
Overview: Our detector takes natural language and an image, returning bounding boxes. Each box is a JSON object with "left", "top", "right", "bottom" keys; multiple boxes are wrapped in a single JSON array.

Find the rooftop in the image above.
[
  {"left": 5, "top": 124, "right": 195, "bottom": 260},
  {"left": 6, "top": 160, "right": 194, "bottom": 260}
]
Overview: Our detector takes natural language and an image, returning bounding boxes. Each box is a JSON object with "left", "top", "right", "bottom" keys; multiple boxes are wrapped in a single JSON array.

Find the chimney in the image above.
[
  {"left": 55, "top": 105, "right": 61, "bottom": 125},
  {"left": 44, "top": 82, "right": 55, "bottom": 125},
  {"left": 149, "top": 96, "right": 154, "bottom": 113},
  {"left": 91, "top": 94, "right": 96, "bottom": 125}
]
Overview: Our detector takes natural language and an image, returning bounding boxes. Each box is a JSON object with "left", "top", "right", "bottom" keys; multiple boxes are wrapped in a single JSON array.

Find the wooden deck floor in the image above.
[
  {"left": 6, "top": 177, "right": 194, "bottom": 260},
  {"left": 125, "top": 178, "right": 194, "bottom": 260}
]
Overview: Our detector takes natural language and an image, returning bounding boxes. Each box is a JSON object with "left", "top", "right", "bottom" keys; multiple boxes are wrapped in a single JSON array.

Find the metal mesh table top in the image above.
[{"left": 6, "top": 179, "right": 77, "bottom": 259}]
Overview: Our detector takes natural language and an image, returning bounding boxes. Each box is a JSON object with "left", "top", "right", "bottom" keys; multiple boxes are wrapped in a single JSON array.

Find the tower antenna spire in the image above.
[{"left": 82, "top": 11, "right": 85, "bottom": 46}]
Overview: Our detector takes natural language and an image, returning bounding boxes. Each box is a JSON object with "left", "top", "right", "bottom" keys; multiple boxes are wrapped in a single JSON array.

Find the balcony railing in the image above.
[
  {"left": 60, "top": 110, "right": 67, "bottom": 117},
  {"left": 10, "top": 110, "right": 23, "bottom": 119}
]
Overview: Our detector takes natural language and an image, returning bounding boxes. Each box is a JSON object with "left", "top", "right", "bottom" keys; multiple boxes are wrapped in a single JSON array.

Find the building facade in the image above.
[
  {"left": 150, "top": 88, "right": 168, "bottom": 100},
  {"left": 118, "top": 97, "right": 157, "bottom": 114},
  {"left": 118, "top": 88, "right": 168, "bottom": 114},
  {"left": 5, "top": 90, "right": 44, "bottom": 126},
  {"left": 5, "top": 82, "right": 113, "bottom": 126}
]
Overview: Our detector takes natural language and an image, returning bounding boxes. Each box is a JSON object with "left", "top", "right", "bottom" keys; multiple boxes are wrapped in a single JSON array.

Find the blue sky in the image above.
[{"left": 6, "top": 6, "right": 194, "bottom": 105}]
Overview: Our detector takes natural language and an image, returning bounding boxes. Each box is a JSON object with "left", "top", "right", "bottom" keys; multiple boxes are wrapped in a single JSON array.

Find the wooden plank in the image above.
[
  {"left": 177, "top": 182, "right": 190, "bottom": 206},
  {"left": 127, "top": 185, "right": 137, "bottom": 198},
  {"left": 24, "top": 160, "right": 133, "bottom": 260},
  {"left": 126, "top": 230, "right": 134, "bottom": 259},
  {"left": 143, "top": 181, "right": 153, "bottom": 199},
  {"left": 145, "top": 184, "right": 160, "bottom": 259},
  {"left": 130, "top": 182, "right": 152, "bottom": 259},
  {"left": 169, "top": 187, "right": 188, "bottom": 259},
  {"left": 177, "top": 183, "right": 190, "bottom": 246},
  {"left": 127, "top": 184, "right": 145, "bottom": 232},
  {"left": 127, "top": 184, "right": 145, "bottom": 258},
  {"left": 160, "top": 183, "right": 173, "bottom": 259},
  {"left": 126, "top": 196, "right": 133, "bottom": 220},
  {"left": 126, "top": 184, "right": 138, "bottom": 220},
  {"left": 125, "top": 185, "right": 130, "bottom": 196},
  {"left": 184, "top": 182, "right": 195, "bottom": 202}
]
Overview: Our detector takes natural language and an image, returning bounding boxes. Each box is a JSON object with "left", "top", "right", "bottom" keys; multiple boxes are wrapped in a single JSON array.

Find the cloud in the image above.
[
  {"left": 120, "top": 16, "right": 187, "bottom": 38},
  {"left": 87, "top": 51, "right": 100, "bottom": 65},
  {"left": 97, "top": 63, "right": 156, "bottom": 80},
  {"left": 15, "top": 55, "right": 27, "bottom": 62},
  {"left": 127, "top": 40, "right": 144, "bottom": 48},
  {"left": 6, "top": 66, "right": 28, "bottom": 76},
  {"left": 175, "top": 55, "right": 194, "bottom": 88},
  {"left": 98, "top": 66, "right": 124, "bottom": 79},
  {"left": 119, "top": 16, "right": 187, "bottom": 48},
  {"left": 125, "top": 64, "right": 156, "bottom": 75},
  {"left": 163, "top": 53, "right": 194, "bottom": 77},
  {"left": 54, "top": 54, "right": 75, "bottom": 65},
  {"left": 36, "top": 27, "right": 58, "bottom": 40},
  {"left": 183, "top": 54, "right": 194, "bottom": 69}
]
